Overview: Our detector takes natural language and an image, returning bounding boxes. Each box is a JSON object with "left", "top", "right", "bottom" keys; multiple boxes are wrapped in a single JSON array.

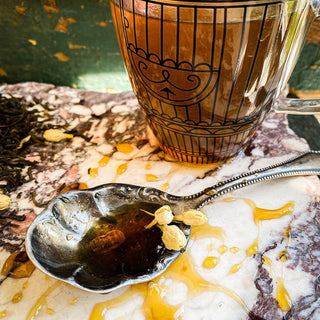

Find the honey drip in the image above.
[
  {"left": 89, "top": 168, "right": 98, "bottom": 178},
  {"left": 229, "top": 262, "right": 243, "bottom": 274},
  {"left": 146, "top": 174, "right": 159, "bottom": 182},
  {"left": 230, "top": 247, "right": 239, "bottom": 253},
  {"left": 223, "top": 198, "right": 294, "bottom": 260},
  {"left": 222, "top": 198, "right": 294, "bottom": 226},
  {"left": 0, "top": 310, "right": 6, "bottom": 319},
  {"left": 219, "top": 245, "right": 228, "bottom": 254},
  {"left": 284, "top": 225, "right": 291, "bottom": 245},
  {"left": 242, "top": 199, "right": 295, "bottom": 225},
  {"left": 202, "top": 256, "right": 220, "bottom": 269},
  {"left": 157, "top": 162, "right": 222, "bottom": 195},
  {"left": 207, "top": 243, "right": 214, "bottom": 251},
  {"left": 145, "top": 163, "right": 152, "bottom": 170},
  {"left": 161, "top": 182, "right": 169, "bottom": 191},
  {"left": 98, "top": 155, "right": 110, "bottom": 167},
  {"left": 23, "top": 280, "right": 29, "bottom": 289},
  {"left": 246, "top": 238, "right": 259, "bottom": 257},
  {"left": 143, "top": 282, "right": 178, "bottom": 320},
  {"left": 90, "top": 283, "right": 177, "bottom": 320},
  {"left": 25, "top": 281, "right": 60, "bottom": 320},
  {"left": 91, "top": 252, "right": 250, "bottom": 319},
  {"left": 59, "top": 182, "right": 88, "bottom": 193},
  {"left": 12, "top": 291, "right": 23, "bottom": 304},
  {"left": 112, "top": 163, "right": 128, "bottom": 182},
  {"left": 279, "top": 250, "right": 289, "bottom": 262},
  {"left": 90, "top": 242, "right": 250, "bottom": 320},
  {"left": 261, "top": 255, "right": 272, "bottom": 268},
  {"left": 276, "top": 277, "right": 292, "bottom": 312},
  {"left": 261, "top": 255, "right": 293, "bottom": 312},
  {"left": 116, "top": 143, "right": 135, "bottom": 154},
  {"left": 191, "top": 223, "right": 226, "bottom": 241},
  {"left": 164, "top": 253, "right": 250, "bottom": 313},
  {"left": 45, "top": 307, "right": 55, "bottom": 315},
  {"left": 68, "top": 298, "right": 78, "bottom": 305}
]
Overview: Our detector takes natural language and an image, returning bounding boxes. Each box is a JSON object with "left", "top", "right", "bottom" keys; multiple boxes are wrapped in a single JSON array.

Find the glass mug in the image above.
[{"left": 110, "top": 0, "right": 320, "bottom": 163}]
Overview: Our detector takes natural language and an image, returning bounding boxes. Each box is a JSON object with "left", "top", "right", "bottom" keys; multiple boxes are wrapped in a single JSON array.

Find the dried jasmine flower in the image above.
[
  {"left": 143, "top": 205, "right": 173, "bottom": 229},
  {"left": 43, "top": 129, "right": 73, "bottom": 142},
  {"left": 159, "top": 225, "right": 187, "bottom": 251},
  {"left": 0, "top": 194, "right": 11, "bottom": 211},
  {"left": 141, "top": 205, "right": 207, "bottom": 250},
  {"left": 174, "top": 209, "right": 207, "bottom": 226}
]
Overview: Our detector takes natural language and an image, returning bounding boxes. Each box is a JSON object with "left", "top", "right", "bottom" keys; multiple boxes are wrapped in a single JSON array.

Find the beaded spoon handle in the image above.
[{"left": 183, "top": 150, "right": 320, "bottom": 209}]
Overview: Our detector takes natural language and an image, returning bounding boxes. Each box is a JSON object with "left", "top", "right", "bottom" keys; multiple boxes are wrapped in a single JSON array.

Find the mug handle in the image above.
[
  {"left": 310, "top": 0, "right": 320, "bottom": 16},
  {"left": 276, "top": 96, "right": 320, "bottom": 114},
  {"left": 277, "top": 1, "right": 320, "bottom": 114},
  {"left": 276, "top": 5, "right": 320, "bottom": 115}
]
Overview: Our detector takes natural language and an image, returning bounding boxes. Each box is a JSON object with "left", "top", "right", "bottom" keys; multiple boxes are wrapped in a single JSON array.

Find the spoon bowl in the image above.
[
  {"left": 26, "top": 184, "right": 191, "bottom": 293},
  {"left": 26, "top": 151, "right": 320, "bottom": 293}
]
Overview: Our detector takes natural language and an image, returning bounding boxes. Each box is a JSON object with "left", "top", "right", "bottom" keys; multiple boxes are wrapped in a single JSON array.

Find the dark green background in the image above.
[
  {"left": 0, "top": 0, "right": 319, "bottom": 92},
  {"left": 0, "top": 0, "right": 131, "bottom": 91}
]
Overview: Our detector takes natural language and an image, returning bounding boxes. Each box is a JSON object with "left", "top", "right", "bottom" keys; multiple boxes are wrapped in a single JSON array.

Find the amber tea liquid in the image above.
[{"left": 111, "top": 0, "right": 310, "bottom": 163}]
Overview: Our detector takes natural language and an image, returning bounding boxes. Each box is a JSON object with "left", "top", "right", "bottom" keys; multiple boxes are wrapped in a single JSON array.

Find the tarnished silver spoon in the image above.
[{"left": 26, "top": 150, "right": 320, "bottom": 293}]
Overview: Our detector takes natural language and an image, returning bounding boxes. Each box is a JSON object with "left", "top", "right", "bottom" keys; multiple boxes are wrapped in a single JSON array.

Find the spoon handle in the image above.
[{"left": 185, "top": 150, "right": 320, "bottom": 209}]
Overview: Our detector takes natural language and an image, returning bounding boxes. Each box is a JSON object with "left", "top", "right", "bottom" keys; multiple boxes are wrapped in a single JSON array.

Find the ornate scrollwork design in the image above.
[{"left": 126, "top": 43, "right": 218, "bottom": 105}]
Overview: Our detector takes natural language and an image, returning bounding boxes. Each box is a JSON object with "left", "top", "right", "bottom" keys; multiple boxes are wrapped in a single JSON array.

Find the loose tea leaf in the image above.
[{"left": 0, "top": 94, "right": 63, "bottom": 223}]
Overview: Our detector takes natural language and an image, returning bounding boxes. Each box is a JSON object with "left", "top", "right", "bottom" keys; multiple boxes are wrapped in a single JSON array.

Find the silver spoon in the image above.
[{"left": 26, "top": 150, "right": 320, "bottom": 293}]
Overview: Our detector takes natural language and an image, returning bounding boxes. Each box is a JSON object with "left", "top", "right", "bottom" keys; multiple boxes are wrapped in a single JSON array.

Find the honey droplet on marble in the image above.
[
  {"left": 261, "top": 256, "right": 272, "bottom": 268},
  {"left": 25, "top": 282, "right": 60, "bottom": 320},
  {"left": 59, "top": 182, "right": 88, "bottom": 193},
  {"left": 276, "top": 277, "right": 292, "bottom": 312},
  {"left": 218, "top": 245, "right": 228, "bottom": 254},
  {"left": 284, "top": 225, "right": 291, "bottom": 245},
  {"left": 145, "top": 163, "right": 152, "bottom": 170},
  {"left": 279, "top": 250, "right": 289, "bottom": 262},
  {"left": 116, "top": 143, "right": 135, "bottom": 154},
  {"left": 246, "top": 238, "right": 259, "bottom": 257},
  {"left": 12, "top": 291, "right": 23, "bottom": 303},
  {"left": 69, "top": 297, "right": 78, "bottom": 305},
  {"left": 146, "top": 174, "right": 158, "bottom": 182},
  {"left": 46, "top": 307, "right": 55, "bottom": 315},
  {"left": 191, "top": 223, "right": 226, "bottom": 241},
  {"left": 144, "top": 282, "right": 178, "bottom": 320},
  {"left": 207, "top": 243, "right": 214, "bottom": 251},
  {"left": 116, "top": 163, "right": 127, "bottom": 176},
  {"left": 98, "top": 156, "right": 110, "bottom": 167},
  {"left": 230, "top": 247, "right": 239, "bottom": 253},
  {"left": 202, "top": 256, "right": 220, "bottom": 269},
  {"left": 223, "top": 197, "right": 236, "bottom": 203},
  {"left": 89, "top": 168, "right": 98, "bottom": 178},
  {"left": 23, "top": 280, "right": 29, "bottom": 289},
  {"left": 0, "top": 310, "right": 7, "bottom": 319},
  {"left": 229, "top": 262, "right": 242, "bottom": 274},
  {"left": 161, "top": 182, "right": 169, "bottom": 191},
  {"left": 250, "top": 200, "right": 295, "bottom": 225},
  {"left": 112, "top": 163, "right": 128, "bottom": 182}
]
